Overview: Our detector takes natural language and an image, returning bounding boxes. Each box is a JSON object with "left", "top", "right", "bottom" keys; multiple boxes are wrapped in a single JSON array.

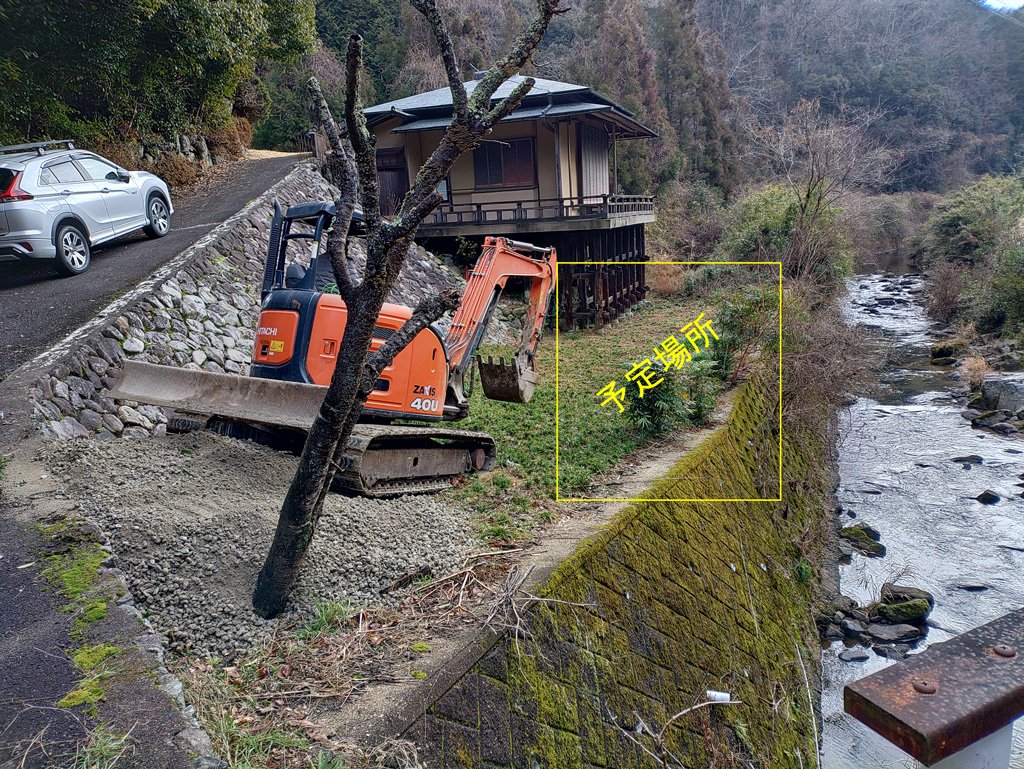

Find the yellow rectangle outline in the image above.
[{"left": 554, "top": 260, "right": 783, "bottom": 503}]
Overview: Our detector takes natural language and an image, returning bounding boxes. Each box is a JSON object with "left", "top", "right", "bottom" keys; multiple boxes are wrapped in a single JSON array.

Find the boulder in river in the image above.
[
  {"left": 881, "top": 583, "right": 935, "bottom": 608},
  {"left": 840, "top": 526, "right": 886, "bottom": 557},
  {"left": 972, "top": 410, "right": 1015, "bottom": 428},
  {"left": 930, "top": 341, "right": 968, "bottom": 359},
  {"left": 876, "top": 599, "right": 931, "bottom": 624},
  {"left": 872, "top": 645, "right": 906, "bottom": 661},
  {"left": 976, "top": 490, "right": 1001, "bottom": 504},
  {"left": 848, "top": 521, "right": 881, "bottom": 541},
  {"left": 867, "top": 623, "right": 921, "bottom": 643},
  {"left": 982, "top": 379, "right": 1024, "bottom": 413},
  {"left": 931, "top": 357, "right": 957, "bottom": 366}
]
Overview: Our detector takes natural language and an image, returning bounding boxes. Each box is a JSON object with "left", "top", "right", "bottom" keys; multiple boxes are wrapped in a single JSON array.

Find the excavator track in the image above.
[
  {"left": 109, "top": 361, "right": 496, "bottom": 498},
  {"left": 330, "top": 424, "right": 496, "bottom": 498}
]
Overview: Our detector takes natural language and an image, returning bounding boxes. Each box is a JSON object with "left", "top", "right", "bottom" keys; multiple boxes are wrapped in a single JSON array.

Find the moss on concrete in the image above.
[
  {"left": 416, "top": 374, "right": 830, "bottom": 767},
  {"left": 72, "top": 644, "right": 121, "bottom": 672}
]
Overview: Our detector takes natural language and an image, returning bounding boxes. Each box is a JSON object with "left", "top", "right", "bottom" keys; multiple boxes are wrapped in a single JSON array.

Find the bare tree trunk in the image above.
[{"left": 252, "top": 0, "right": 567, "bottom": 618}]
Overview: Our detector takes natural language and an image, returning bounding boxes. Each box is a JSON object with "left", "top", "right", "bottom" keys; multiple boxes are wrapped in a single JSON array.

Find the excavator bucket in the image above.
[{"left": 476, "top": 354, "right": 539, "bottom": 404}]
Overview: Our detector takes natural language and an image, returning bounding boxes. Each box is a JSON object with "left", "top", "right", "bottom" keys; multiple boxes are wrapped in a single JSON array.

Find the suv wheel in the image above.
[
  {"left": 143, "top": 194, "right": 170, "bottom": 238},
  {"left": 54, "top": 223, "right": 91, "bottom": 276}
]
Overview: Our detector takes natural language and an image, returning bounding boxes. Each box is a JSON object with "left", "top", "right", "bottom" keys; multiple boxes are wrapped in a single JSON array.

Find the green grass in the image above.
[
  {"left": 441, "top": 295, "right": 733, "bottom": 542},
  {"left": 210, "top": 715, "right": 309, "bottom": 767},
  {"left": 297, "top": 598, "right": 351, "bottom": 637},
  {"left": 71, "top": 725, "right": 134, "bottom": 768}
]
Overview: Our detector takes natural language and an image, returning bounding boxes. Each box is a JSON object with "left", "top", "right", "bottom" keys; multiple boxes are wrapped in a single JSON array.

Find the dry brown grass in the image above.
[
  {"left": 206, "top": 121, "right": 247, "bottom": 160},
  {"left": 152, "top": 153, "right": 199, "bottom": 188},
  {"left": 175, "top": 552, "right": 522, "bottom": 767},
  {"left": 648, "top": 263, "right": 685, "bottom": 297},
  {"left": 781, "top": 281, "right": 875, "bottom": 441},
  {"left": 958, "top": 355, "right": 990, "bottom": 390}
]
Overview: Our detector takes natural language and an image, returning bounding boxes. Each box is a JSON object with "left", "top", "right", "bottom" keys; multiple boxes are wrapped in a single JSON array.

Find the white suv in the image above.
[{"left": 0, "top": 140, "right": 174, "bottom": 276}]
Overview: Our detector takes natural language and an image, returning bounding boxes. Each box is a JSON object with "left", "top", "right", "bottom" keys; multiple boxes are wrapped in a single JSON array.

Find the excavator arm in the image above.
[{"left": 444, "top": 237, "right": 556, "bottom": 405}]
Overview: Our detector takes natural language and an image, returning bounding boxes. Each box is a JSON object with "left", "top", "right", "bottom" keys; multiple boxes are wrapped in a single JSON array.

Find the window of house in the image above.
[{"left": 473, "top": 138, "right": 535, "bottom": 188}]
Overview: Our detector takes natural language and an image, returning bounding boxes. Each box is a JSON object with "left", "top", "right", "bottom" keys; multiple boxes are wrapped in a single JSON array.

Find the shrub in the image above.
[
  {"left": 232, "top": 76, "right": 271, "bottom": 125},
  {"left": 710, "top": 285, "right": 780, "bottom": 381},
  {"left": 780, "top": 283, "right": 873, "bottom": 444},
  {"left": 624, "top": 363, "right": 688, "bottom": 438},
  {"left": 713, "top": 184, "right": 850, "bottom": 289},
  {"left": 928, "top": 262, "right": 966, "bottom": 324},
  {"left": 623, "top": 358, "right": 721, "bottom": 437},
  {"left": 206, "top": 121, "right": 246, "bottom": 160},
  {"left": 915, "top": 176, "right": 1024, "bottom": 266}
]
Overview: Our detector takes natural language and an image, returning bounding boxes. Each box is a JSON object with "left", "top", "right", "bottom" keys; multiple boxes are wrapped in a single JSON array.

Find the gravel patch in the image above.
[{"left": 43, "top": 431, "right": 473, "bottom": 659}]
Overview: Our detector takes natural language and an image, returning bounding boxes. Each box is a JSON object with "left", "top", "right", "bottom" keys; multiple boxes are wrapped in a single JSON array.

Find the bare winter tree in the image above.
[
  {"left": 745, "top": 98, "right": 896, "bottom": 281},
  {"left": 252, "top": 0, "right": 568, "bottom": 618}
]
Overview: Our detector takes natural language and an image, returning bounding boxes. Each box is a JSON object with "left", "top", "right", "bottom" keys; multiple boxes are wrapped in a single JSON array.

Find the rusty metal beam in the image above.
[{"left": 845, "top": 608, "right": 1024, "bottom": 766}]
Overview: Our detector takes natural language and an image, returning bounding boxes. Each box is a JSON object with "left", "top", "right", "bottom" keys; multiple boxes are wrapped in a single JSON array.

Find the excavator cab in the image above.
[{"left": 262, "top": 200, "right": 338, "bottom": 296}]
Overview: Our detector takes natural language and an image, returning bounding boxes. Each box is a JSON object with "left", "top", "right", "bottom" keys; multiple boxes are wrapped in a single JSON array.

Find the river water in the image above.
[{"left": 820, "top": 270, "right": 1024, "bottom": 768}]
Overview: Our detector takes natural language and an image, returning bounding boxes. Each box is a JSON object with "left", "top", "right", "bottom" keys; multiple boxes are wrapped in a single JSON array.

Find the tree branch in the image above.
[
  {"left": 466, "top": 0, "right": 568, "bottom": 117},
  {"left": 308, "top": 76, "right": 360, "bottom": 304},
  {"left": 345, "top": 35, "right": 382, "bottom": 233},
  {"left": 479, "top": 77, "right": 536, "bottom": 131},
  {"left": 409, "top": 0, "right": 468, "bottom": 118},
  {"left": 359, "top": 287, "right": 462, "bottom": 395}
]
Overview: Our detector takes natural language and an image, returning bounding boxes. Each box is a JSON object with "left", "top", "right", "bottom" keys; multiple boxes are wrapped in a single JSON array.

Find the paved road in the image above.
[{"left": 0, "top": 152, "right": 300, "bottom": 381}]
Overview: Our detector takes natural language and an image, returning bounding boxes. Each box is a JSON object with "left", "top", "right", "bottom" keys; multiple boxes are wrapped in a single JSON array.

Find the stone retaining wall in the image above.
[
  {"left": 28, "top": 161, "right": 522, "bottom": 440},
  {"left": 404, "top": 375, "right": 828, "bottom": 768}
]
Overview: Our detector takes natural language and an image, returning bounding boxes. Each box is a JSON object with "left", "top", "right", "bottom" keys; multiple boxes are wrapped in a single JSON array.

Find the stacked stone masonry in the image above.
[
  {"left": 406, "top": 375, "right": 826, "bottom": 768},
  {"left": 29, "top": 161, "right": 522, "bottom": 440}
]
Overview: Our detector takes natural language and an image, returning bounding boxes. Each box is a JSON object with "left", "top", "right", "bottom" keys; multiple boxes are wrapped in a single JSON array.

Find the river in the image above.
[{"left": 820, "top": 268, "right": 1024, "bottom": 768}]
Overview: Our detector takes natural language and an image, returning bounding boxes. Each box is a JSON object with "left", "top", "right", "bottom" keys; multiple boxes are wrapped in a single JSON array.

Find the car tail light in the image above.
[
  {"left": 19, "top": 242, "right": 33, "bottom": 252},
  {"left": 0, "top": 172, "right": 33, "bottom": 202}
]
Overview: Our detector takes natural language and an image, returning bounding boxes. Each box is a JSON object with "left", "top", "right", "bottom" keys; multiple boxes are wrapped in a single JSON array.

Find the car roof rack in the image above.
[{"left": 0, "top": 140, "right": 76, "bottom": 156}]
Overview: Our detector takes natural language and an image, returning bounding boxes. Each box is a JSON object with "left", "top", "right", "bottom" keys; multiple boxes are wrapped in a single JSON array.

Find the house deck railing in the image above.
[{"left": 423, "top": 194, "right": 655, "bottom": 228}]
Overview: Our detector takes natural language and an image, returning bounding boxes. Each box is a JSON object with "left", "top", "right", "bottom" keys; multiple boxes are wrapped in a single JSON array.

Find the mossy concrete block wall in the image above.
[{"left": 406, "top": 375, "right": 827, "bottom": 768}]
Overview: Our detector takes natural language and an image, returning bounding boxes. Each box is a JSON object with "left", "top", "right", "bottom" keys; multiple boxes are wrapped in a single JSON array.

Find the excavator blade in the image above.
[
  {"left": 108, "top": 360, "right": 324, "bottom": 430},
  {"left": 476, "top": 355, "right": 539, "bottom": 404},
  {"left": 108, "top": 361, "right": 498, "bottom": 498}
]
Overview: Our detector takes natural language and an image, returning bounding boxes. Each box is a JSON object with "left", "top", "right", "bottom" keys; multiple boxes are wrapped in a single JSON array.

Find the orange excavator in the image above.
[{"left": 109, "top": 200, "right": 556, "bottom": 496}]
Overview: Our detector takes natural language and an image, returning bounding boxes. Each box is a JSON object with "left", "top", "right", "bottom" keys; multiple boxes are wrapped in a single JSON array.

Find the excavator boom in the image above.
[{"left": 445, "top": 237, "right": 555, "bottom": 404}]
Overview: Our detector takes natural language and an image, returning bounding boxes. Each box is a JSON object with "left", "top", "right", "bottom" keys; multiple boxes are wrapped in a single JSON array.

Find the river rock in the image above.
[
  {"left": 825, "top": 624, "right": 844, "bottom": 640},
  {"left": 881, "top": 583, "right": 935, "bottom": 608},
  {"left": 839, "top": 526, "right": 886, "bottom": 557},
  {"left": 931, "top": 357, "right": 957, "bottom": 366},
  {"left": 931, "top": 341, "right": 968, "bottom": 359},
  {"left": 982, "top": 379, "right": 1024, "bottom": 413},
  {"left": 838, "top": 649, "right": 870, "bottom": 662},
  {"left": 872, "top": 645, "right": 906, "bottom": 661},
  {"left": 961, "top": 410, "right": 982, "bottom": 420},
  {"left": 840, "top": 618, "right": 866, "bottom": 636},
  {"left": 866, "top": 623, "right": 921, "bottom": 643},
  {"left": 992, "top": 422, "right": 1019, "bottom": 435},
  {"left": 951, "top": 454, "right": 983, "bottom": 465},
  {"left": 848, "top": 521, "right": 881, "bottom": 541},
  {"left": 972, "top": 410, "right": 1015, "bottom": 428},
  {"left": 876, "top": 599, "right": 931, "bottom": 624},
  {"left": 976, "top": 490, "right": 1001, "bottom": 504},
  {"left": 967, "top": 394, "right": 991, "bottom": 411}
]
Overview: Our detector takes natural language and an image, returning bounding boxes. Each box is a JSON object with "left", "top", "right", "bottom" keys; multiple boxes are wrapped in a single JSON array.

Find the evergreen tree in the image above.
[{"left": 654, "top": 0, "right": 738, "bottom": 194}]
